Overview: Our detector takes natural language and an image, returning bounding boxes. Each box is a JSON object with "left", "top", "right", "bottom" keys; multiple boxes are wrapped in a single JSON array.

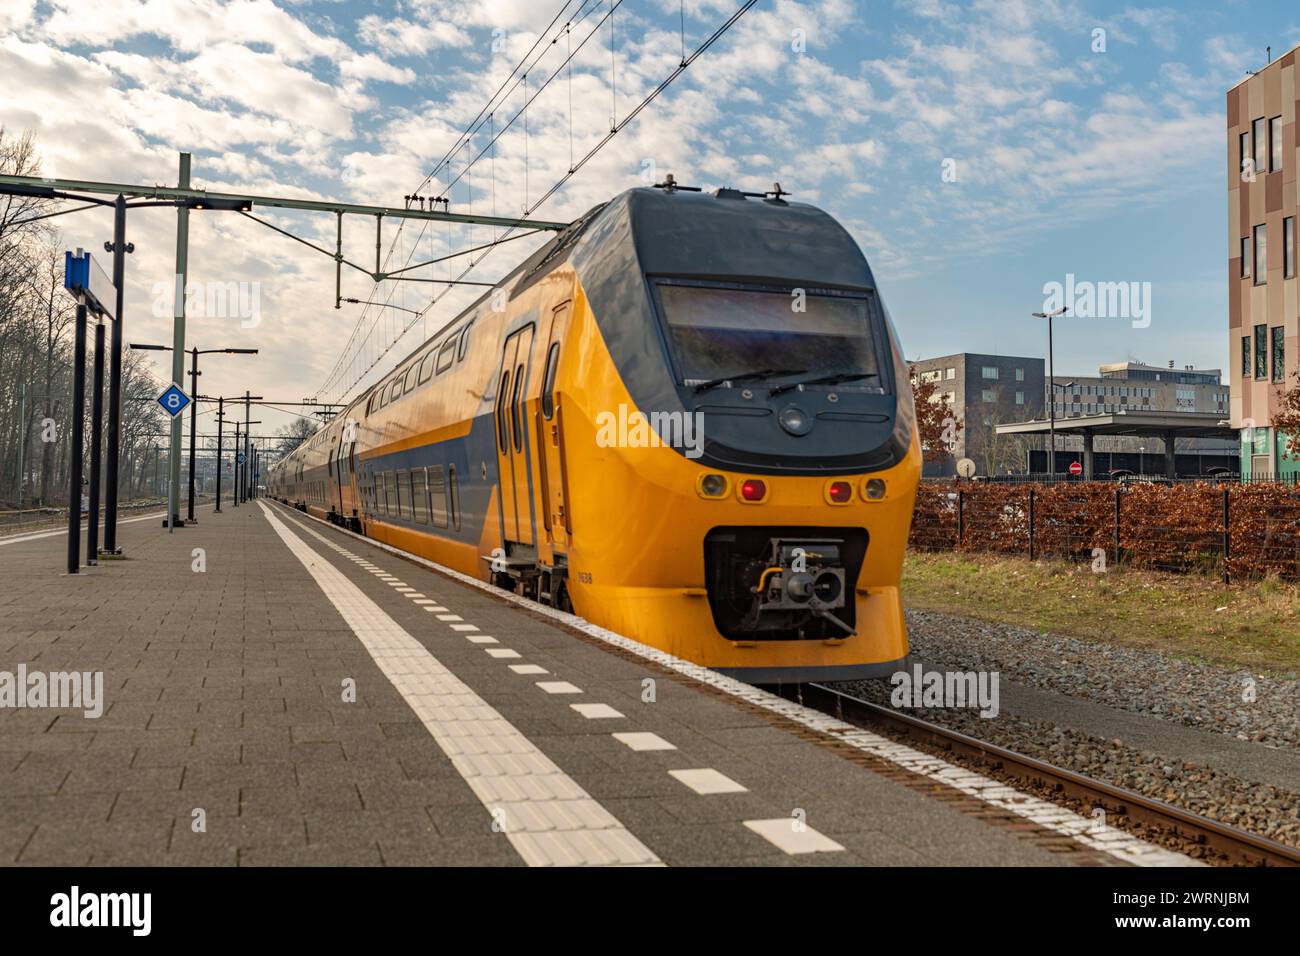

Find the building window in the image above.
[
  {"left": 1254, "top": 224, "right": 1267, "bottom": 284},
  {"left": 1240, "top": 131, "right": 1250, "bottom": 176},
  {"left": 1242, "top": 336, "right": 1251, "bottom": 378},
  {"left": 1255, "top": 324, "right": 1267, "bottom": 379},
  {"left": 1253, "top": 117, "right": 1267, "bottom": 176},
  {"left": 945, "top": 367, "right": 955, "bottom": 379},
  {"left": 981, "top": 366, "right": 998, "bottom": 379},
  {"left": 981, "top": 388, "right": 996, "bottom": 402},
  {"left": 1270, "top": 116, "right": 1283, "bottom": 172},
  {"left": 1014, "top": 367, "right": 1024, "bottom": 381},
  {"left": 1015, "top": 390, "right": 1024, "bottom": 405},
  {"left": 1241, "top": 236, "right": 1251, "bottom": 278},
  {"left": 1272, "top": 326, "right": 1285, "bottom": 383},
  {"left": 1286, "top": 217, "right": 1295, "bottom": 279}
]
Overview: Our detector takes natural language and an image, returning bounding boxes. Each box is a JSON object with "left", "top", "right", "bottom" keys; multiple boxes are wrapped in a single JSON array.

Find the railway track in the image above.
[{"left": 777, "top": 681, "right": 1300, "bottom": 868}]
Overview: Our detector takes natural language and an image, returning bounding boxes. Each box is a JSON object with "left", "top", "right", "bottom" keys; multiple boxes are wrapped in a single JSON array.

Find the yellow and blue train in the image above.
[{"left": 270, "top": 184, "right": 920, "bottom": 682}]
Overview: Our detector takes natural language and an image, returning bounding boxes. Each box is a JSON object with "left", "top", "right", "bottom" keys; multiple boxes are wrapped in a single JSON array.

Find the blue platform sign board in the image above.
[
  {"left": 236, "top": 453, "right": 247, "bottom": 465},
  {"left": 157, "top": 384, "right": 191, "bottom": 417},
  {"left": 63, "top": 249, "right": 117, "bottom": 320}
]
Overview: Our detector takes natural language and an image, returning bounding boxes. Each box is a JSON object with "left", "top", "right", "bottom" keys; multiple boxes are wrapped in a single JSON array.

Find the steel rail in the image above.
[{"left": 782, "top": 682, "right": 1300, "bottom": 867}]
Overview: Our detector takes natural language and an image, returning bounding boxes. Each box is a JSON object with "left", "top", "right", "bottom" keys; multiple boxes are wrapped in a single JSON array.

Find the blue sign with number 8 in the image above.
[{"left": 156, "top": 384, "right": 192, "bottom": 417}]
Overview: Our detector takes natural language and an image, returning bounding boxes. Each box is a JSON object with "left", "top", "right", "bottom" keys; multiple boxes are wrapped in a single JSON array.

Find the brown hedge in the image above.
[{"left": 909, "top": 481, "right": 1300, "bottom": 580}]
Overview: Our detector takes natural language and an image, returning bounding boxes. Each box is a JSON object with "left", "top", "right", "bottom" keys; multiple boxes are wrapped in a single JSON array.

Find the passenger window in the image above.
[
  {"left": 495, "top": 369, "right": 511, "bottom": 452},
  {"left": 418, "top": 351, "right": 436, "bottom": 384},
  {"left": 541, "top": 343, "right": 560, "bottom": 419},
  {"left": 458, "top": 321, "right": 474, "bottom": 361},
  {"left": 384, "top": 472, "right": 397, "bottom": 516},
  {"left": 437, "top": 339, "right": 456, "bottom": 373},
  {"left": 404, "top": 365, "right": 418, "bottom": 393},
  {"left": 511, "top": 363, "right": 525, "bottom": 452},
  {"left": 449, "top": 464, "right": 460, "bottom": 530},
  {"left": 396, "top": 469, "right": 412, "bottom": 518},
  {"left": 428, "top": 465, "right": 449, "bottom": 528},
  {"left": 411, "top": 469, "right": 429, "bottom": 524},
  {"left": 377, "top": 388, "right": 388, "bottom": 410}
]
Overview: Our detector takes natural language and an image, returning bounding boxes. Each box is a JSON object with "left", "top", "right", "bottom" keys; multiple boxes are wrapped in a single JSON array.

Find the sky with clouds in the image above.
[{"left": 2, "top": 0, "right": 1299, "bottom": 437}]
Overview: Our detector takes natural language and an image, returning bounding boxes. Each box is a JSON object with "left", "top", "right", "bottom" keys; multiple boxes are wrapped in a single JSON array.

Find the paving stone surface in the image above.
[{"left": 0, "top": 500, "right": 1076, "bottom": 866}]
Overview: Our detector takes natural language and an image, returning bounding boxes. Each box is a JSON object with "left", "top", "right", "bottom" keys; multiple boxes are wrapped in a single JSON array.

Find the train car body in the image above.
[{"left": 271, "top": 185, "right": 920, "bottom": 682}]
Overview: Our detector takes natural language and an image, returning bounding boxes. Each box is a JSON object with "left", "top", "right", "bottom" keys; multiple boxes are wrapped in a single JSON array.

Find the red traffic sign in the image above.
[{"left": 1068, "top": 461, "right": 1083, "bottom": 476}]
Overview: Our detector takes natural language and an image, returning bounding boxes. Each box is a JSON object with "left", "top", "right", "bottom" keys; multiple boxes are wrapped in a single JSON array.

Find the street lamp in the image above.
[
  {"left": 130, "top": 343, "right": 257, "bottom": 522},
  {"left": 1031, "top": 306, "right": 1069, "bottom": 476}
]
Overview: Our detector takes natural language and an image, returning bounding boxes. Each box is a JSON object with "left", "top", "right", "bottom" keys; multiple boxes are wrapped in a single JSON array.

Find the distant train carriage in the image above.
[{"left": 270, "top": 184, "right": 920, "bottom": 682}]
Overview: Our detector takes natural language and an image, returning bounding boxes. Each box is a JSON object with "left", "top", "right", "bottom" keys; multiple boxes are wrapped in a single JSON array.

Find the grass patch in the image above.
[{"left": 901, "top": 550, "right": 1300, "bottom": 675}]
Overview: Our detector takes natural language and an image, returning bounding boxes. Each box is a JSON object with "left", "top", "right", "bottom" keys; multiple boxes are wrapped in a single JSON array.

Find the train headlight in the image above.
[
  {"left": 697, "top": 473, "right": 729, "bottom": 498},
  {"left": 778, "top": 405, "right": 812, "bottom": 436},
  {"left": 863, "top": 478, "right": 886, "bottom": 500},
  {"left": 825, "top": 480, "right": 853, "bottom": 504},
  {"left": 739, "top": 479, "right": 768, "bottom": 503}
]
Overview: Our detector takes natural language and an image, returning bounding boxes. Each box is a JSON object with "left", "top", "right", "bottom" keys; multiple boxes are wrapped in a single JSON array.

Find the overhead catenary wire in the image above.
[
  {"left": 320, "top": 1, "right": 757, "bottom": 407},
  {"left": 318, "top": 0, "right": 623, "bottom": 403}
]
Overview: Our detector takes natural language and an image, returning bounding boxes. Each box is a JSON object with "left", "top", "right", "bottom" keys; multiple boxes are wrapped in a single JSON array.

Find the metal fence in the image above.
[{"left": 911, "top": 480, "right": 1300, "bottom": 582}]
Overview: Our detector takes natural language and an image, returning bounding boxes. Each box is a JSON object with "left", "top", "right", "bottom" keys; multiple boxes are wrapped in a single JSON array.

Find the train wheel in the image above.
[{"left": 554, "top": 581, "right": 573, "bottom": 614}]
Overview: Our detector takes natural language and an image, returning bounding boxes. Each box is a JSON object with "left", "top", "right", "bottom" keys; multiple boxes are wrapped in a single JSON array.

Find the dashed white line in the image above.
[
  {"left": 743, "top": 819, "right": 844, "bottom": 855},
  {"left": 669, "top": 768, "right": 747, "bottom": 795},
  {"left": 510, "top": 664, "right": 548, "bottom": 675},
  {"left": 537, "top": 681, "right": 582, "bottom": 695},
  {"left": 612, "top": 732, "right": 676, "bottom": 752},
  {"left": 485, "top": 648, "right": 521, "bottom": 659},
  {"left": 571, "top": 703, "right": 624, "bottom": 720}
]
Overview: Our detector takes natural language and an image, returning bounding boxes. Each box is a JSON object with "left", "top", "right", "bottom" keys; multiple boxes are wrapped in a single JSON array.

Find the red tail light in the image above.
[
  {"left": 740, "top": 479, "right": 767, "bottom": 502},
  {"left": 827, "top": 480, "right": 852, "bottom": 503}
]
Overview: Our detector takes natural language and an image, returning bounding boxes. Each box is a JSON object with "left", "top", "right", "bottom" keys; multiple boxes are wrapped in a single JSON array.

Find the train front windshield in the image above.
[{"left": 653, "top": 280, "right": 885, "bottom": 389}]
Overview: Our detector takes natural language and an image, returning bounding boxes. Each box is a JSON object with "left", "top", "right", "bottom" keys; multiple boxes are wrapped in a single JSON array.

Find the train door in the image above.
[
  {"left": 494, "top": 324, "right": 536, "bottom": 548},
  {"left": 336, "top": 420, "right": 357, "bottom": 525},
  {"left": 345, "top": 423, "right": 360, "bottom": 528},
  {"left": 537, "top": 302, "right": 571, "bottom": 553}
]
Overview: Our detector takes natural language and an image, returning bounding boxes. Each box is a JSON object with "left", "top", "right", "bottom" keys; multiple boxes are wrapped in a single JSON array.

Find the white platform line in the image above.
[
  {"left": 256, "top": 501, "right": 660, "bottom": 867},
  {"left": 269, "top": 501, "right": 1196, "bottom": 868}
]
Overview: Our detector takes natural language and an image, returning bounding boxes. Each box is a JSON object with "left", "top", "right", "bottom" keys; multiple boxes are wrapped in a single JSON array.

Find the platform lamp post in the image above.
[
  {"left": 1031, "top": 306, "right": 1069, "bottom": 477},
  {"left": 232, "top": 422, "right": 240, "bottom": 508},
  {"left": 240, "top": 420, "right": 263, "bottom": 503},
  {"left": 214, "top": 398, "right": 225, "bottom": 513},
  {"left": 129, "top": 345, "right": 257, "bottom": 522}
]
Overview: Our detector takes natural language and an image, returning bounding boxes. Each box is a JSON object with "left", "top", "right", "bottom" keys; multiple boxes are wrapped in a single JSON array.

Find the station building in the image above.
[
  {"left": 1228, "top": 44, "right": 1300, "bottom": 477},
  {"left": 911, "top": 353, "right": 1235, "bottom": 476}
]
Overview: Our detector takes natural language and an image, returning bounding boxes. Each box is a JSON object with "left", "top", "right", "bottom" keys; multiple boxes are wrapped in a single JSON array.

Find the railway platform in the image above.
[{"left": 0, "top": 500, "right": 1192, "bottom": 867}]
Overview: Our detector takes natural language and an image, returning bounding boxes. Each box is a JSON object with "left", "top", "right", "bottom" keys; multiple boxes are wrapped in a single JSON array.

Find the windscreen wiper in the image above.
[
  {"left": 769, "top": 371, "right": 879, "bottom": 397},
  {"left": 692, "top": 367, "right": 808, "bottom": 394}
]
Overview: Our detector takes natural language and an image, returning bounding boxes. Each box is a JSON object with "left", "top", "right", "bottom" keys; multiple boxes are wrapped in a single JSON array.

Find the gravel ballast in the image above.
[{"left": 836, "top": 609, "right": 1300, "bottom": 849}]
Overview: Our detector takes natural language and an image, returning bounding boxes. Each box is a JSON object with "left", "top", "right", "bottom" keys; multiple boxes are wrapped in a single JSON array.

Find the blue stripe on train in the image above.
[{"left": 362, "top": 409, "right": 501, "bottom": 545}]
